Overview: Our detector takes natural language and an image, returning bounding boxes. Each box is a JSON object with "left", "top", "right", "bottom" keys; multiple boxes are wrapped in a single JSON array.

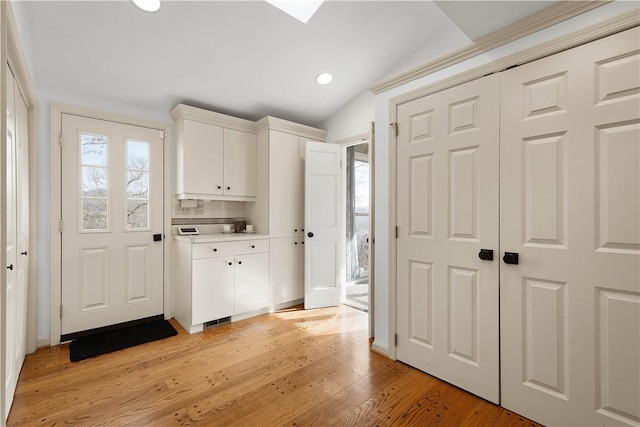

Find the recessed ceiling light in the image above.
[
  {"left": 133, "top": 0, "right": 161, "bottom": 12},
  {"left": 316, "top": 72, "right": 333, "bottom": 85}
]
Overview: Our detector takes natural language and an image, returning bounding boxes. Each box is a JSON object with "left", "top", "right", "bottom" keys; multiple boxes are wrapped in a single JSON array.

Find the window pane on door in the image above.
[
  {"left": 82, "top": 199, "right": 108, "bottom": 230},
  {"left": 126, "top": 140, "right": 150, "bottom": 230},
  {"left": 82, "top": 167, "right": 108, "bottom": 197},
  {"left": 80, "top": 133, "right": 109, "bottom": 231},
  {"left": 81, "top": 134, "right": 107, "bottom": 166}
]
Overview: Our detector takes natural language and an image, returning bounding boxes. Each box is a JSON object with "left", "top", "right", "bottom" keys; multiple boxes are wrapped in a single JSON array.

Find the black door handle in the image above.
[
  {"left": 307, "top": 232, "right": 314, "bottom": 238},
  {"left": 7, "top": 264, "right": 13, "bottom": 270},
  {"left": 153, "top": 234, "right": 162, "bottom": 242},
  {"left": 21, "top": 251, "right": 28, "bottom": 256},
  {"left": 478, "top": 249, "right": 493, "bottom": 261},
  {"left": 503, "top": 252, "right": 519, "bottom": 265}
]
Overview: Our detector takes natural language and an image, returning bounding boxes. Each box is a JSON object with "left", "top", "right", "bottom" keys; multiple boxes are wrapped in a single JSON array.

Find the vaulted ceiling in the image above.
[{"left": 13, "top": 1, "right": 559, "bottom": 126}]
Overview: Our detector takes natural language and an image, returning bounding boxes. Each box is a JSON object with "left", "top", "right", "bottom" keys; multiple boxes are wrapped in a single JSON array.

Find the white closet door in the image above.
[
  {"left": 304, "top": 141, "right": 341, "bottom": 309},
  {"left": 396, "top": 74, "right": 500, "bottom": 403},
  {"left": 500, "top": 27, "right": 640, "bottom": 426}
]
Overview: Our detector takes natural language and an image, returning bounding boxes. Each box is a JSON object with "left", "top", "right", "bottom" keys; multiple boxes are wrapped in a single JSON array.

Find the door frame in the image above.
[
  {"left": 385, "top": 12, "right": 640, "bottom": 361},
  {"left": 49, "top": 104, "right": 172, "bottom": 345},
  {"left": 337, "top": 133, "right": 374, "bottom": 337}
]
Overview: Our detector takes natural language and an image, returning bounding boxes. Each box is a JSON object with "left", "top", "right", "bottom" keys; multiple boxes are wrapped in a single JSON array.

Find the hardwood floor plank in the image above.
[{"left": 7, "top": 305, "right": 541, "bottom": 427}]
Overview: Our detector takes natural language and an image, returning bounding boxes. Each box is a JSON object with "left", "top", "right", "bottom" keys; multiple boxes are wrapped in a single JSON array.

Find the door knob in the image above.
[
  {"left": 503, "top": 252, "right": 519, "bottom": 265},
  {"left": 478, "top": 249, "right": 494, "bottom": 261},
  {"left": 6, "top": 264, "right": 13, "bottom": 270},
  {"left": 307, "top": 232, "right": 314, "bottom": 238},
  {"left": 21, "top": 251, "right": 27, "bottom": 256}
]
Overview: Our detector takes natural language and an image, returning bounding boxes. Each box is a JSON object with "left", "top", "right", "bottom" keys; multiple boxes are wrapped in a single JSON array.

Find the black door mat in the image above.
[{"left": 69, "top": 319, "right": 178, "bottom": 362}]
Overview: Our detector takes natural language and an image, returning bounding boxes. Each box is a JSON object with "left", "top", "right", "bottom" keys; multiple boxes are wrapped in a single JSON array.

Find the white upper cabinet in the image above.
[
  {"left": 172, "top": 104, "right": 257, "bottom": 201},
  {"left": 269, "top": 130, "right": 301, "bottom": 238},
  {"left": 223, "top": 128, "right": 257, "bottom": 197}
]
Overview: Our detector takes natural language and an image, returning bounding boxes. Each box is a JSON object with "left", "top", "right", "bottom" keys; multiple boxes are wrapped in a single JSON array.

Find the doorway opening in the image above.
[{"left": 344, "top": 142, "right": 370, "bottom": 312}]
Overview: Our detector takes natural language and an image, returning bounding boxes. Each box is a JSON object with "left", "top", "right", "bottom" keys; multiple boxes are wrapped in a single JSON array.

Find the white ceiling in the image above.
[{"left": 15, "top": 1, "right": 561, "bottom": 127}]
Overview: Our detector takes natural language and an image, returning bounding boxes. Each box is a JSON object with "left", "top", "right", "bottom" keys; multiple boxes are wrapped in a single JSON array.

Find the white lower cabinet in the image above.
[
  {"left": 174, "top": 237, "right": 270, "bottom": 334},
  {"left": 269, "top": 237, "right": 304, "bottom": 308},
  {"left": 234, "top": 252, "right": 269, "bottom": 314},
  {"left": 192, "top": 256, "right": 235, "bottom": 325}
]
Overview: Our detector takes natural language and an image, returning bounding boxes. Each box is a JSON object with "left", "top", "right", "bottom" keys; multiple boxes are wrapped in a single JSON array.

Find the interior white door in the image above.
[
  {"left": 396, "top": 74, "right": 500, "bottom": 403},
  {"left": 5, "top": 63, "right": 18, "bottom": 416},
  {"left": 61, "top": 114, "right": 165, "bottom": 336},
  {"left": 500, "top": 27, "right": 640, "bottom": 426},
  {"left": 304, "top": 141, "right": 341, "bottom": 309}
]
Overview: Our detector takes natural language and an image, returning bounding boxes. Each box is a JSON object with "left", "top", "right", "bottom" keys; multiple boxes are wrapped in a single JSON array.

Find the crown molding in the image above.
[
  {"left": 255, "top": 116, "right": 327, "bottom": 141},
  {"left": 370, "top": 0, "right": 611, "bottom": 94},
  {"left": 390, "top": 11, "right": 639, "bottom": 107},
  {"left": 171, "top": 103, "right": 257, "bottom": 134}
]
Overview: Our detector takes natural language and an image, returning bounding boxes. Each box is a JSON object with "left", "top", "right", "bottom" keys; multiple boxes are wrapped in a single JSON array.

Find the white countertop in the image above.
[{"left": 173, "top": 233, "right": 270, "bottom": 243}]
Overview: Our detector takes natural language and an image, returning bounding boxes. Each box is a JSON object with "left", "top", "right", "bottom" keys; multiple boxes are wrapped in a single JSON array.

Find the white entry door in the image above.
[
  {"left": 500, "top": 27, "right": 640, "bottom": 426},
  {"left": 396, "top": 74, "right": 500, "bottom": 403},
  {"left": 61, "top": 114, "right": 165, "bottom": 336},
  {"left": 304, "top": 141, "right": 342, "bottom": 309}
]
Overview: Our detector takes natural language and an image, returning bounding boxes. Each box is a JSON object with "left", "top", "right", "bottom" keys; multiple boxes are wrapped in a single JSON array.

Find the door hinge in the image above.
[
  {"left": 390, "top": 122, "right": 398, "bottom": 137},
  {"left": 159, "top": 130, "right": 166, "bottom": 139},
  {"left": 59, "top": 133, "right": 63, "bottom": 147},
  {"left": 394, "top": 333, "right": 398, "bottom": 346},
  {"left": 371, "top": 121, "right": 375, "bottom": 134},
  {"left": 58, "top": 219, "right": 64, "bottom": 232},
  {"left": 340, "top": 159, "right": 342, "bottom": 167},
  {"left": 395, "top": 226, "right": 398, "bottom": 238},
  {"left": 59, "top": 305, "right": 63, "bottom": 319}
]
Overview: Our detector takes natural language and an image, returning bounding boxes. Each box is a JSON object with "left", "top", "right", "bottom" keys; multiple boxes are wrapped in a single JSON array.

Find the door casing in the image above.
[{"left": 49, "top": 104, "right": 172, "bottom": 345}]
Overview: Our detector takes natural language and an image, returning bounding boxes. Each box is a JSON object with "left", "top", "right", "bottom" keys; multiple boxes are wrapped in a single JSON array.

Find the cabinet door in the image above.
[
  {"left": 224, "top": 128, "right": 257, "bottom": 197},
  {"left": 234, "top": 253, "right": 269, "bottom": 314},
  {"left": 270, "top": 237, "right": 300, "bottom": 306},
  {"left": 181, "top": 120, "right": 224, "bottom": 195},
  {"left": 192, "top": 256, "right": 234, "bottom": 324},
  {"left": 269, "top": 131, "right": 300, "bottom": 238}
]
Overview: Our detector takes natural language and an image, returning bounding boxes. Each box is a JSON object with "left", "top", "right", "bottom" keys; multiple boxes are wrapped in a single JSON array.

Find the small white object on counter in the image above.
[{"left": 246, "top": 224, "right": 254, "bottom": 232}]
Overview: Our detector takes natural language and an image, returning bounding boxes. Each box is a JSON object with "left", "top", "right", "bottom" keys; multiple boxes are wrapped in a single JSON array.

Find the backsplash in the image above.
[
  {"left": 171, "top": 198, "right": 247, "bottom": 235},
  {"left": 172, "top": 197, "right": 245, "bottom": 219}
]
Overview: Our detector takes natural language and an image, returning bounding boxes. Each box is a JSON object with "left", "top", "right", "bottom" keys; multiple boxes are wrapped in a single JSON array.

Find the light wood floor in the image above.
[{"left": 8, "top": 305, "right": 540, "bottom": 426}]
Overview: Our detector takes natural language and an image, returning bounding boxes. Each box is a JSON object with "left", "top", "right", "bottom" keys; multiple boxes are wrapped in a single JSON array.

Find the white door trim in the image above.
[
  {"left": 49, "top": 104, "right": 172, "bottom": 345},
  {"left": 336, "top": 133, "right": 373, "bottom": 337},
  {"left": 386, "top": 15, "right": 640, "bottom": 362}
]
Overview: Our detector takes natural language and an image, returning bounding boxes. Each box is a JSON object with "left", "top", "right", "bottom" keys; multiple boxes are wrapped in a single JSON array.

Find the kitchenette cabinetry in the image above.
[
  {"left": 174, "top": 235, "right": 269, "bottom": 334},
  {"left": 247, "top": 117, "right": 326, "bottom": 309},
  {"left": 172, "top": 104, "right": 257, "bottom": 201}
]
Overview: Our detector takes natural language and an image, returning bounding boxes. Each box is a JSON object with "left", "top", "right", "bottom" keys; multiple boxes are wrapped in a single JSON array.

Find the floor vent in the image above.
[{"left": 204, "top": 316, "right": 231, "bottom": 330}]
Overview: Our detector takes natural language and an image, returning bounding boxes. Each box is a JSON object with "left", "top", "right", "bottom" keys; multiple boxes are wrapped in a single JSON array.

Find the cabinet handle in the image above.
[
  {"left": 227, "top": 186, "right": 231, "bottom": 190},
  {"left": 294, "top": 242, "right": 298, "bottom": 245},
  {"left": 228, "top": 262, "right": 232, "bottom": 266},
  {"left": 294, "top": 229, "right": 298, "bottom": 232},
  {"left": 21, "top": 251, "right": 27, "bottom": 256},
  {"left": 301, "top": 241, "right": 304, "bottom": 245},
  {"left": 217, "top": 185, "right": 222, "bottom": 190},
  {"left": 237, "top": 260, "right": 242, "bottom": 265},
  {"left": 251, "top": 245, "right": 255, "bottom": 249},
  {"left": 213, "top": 248, "right": 218, "bottom": 252},
  {"left": 6, "top": 264, "right": 13, "bottom": 270}
]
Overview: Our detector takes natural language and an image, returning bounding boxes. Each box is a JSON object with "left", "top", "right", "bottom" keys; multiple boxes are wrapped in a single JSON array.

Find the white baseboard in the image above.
[
  {"left": 36, "top": 337, "right": 50, "bottom": 349},
  {"left": 371, "top": 341, "right": 389, "bottom": 358}
]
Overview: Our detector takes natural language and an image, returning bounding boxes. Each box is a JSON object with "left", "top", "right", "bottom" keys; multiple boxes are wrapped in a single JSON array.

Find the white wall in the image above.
[{"left": 368, "top": 1, "right": 639, "bottom": 354}]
